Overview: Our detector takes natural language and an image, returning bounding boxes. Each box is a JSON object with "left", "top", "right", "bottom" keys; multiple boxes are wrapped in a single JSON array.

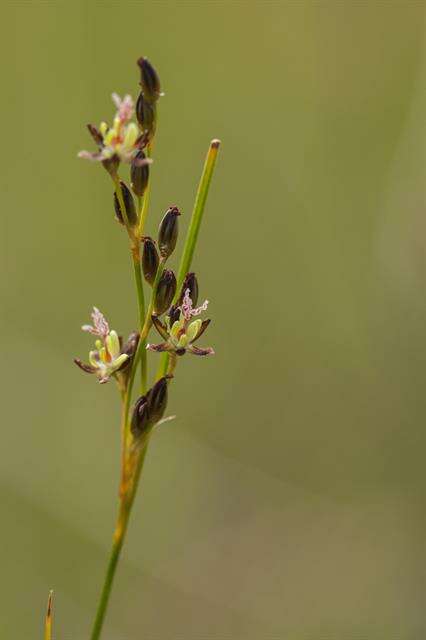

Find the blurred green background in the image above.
[{"left": 3, "top": 1, "right": 426, "bottom": 638}]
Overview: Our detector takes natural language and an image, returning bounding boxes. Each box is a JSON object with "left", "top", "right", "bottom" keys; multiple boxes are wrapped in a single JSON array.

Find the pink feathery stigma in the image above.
[
  {"left": 112, "top": 93, "right": 134, "bottom": 123},
  {"left": 191, "top": 299, "right": 209, "bottom": 316},
  {"left": 180, "top": 288, "right": 209, "bottom": 321},
  {"left": 82, "top": 307, "right": 110, "bottom": 338}
]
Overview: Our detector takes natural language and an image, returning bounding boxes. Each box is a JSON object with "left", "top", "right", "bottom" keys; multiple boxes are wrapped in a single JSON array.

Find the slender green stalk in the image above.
[
  {"left": 89, "top": 444, "right": 149, "bottom": 640},
  {"left": 175, "top": 139, "right": 220, "bottom": 293},
  {"left": 113, "top": 174, "right": 147, "bottom": 391},
  {"left": 124, "top": 260, "right": 166, "bottom": 426},
  {"left": 132, "top": 256, "right": 145, "bottom": 336},
  {"left": 90, "top": 258, "right": 166, "bottom": 640},
  {"left": 157, "top": 139, "right": 220, "bottom": 378},
  {"left": 90, "top": 138, "right": 218, "bottom": 640},
  {"left": 133, "top": 256, "right": 148, "bottom": 393},
  {"left": 136, "top": 143, "right": 153, "bottom": 393},
  {"left": 137, "top": 143, "right": 153, "bottom": 240},
  {"left": 90, "top": 351, "right": 176, "bottom": 640}
]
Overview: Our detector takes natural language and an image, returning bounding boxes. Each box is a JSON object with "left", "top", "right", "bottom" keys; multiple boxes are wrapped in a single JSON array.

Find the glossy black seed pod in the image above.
[
  {"left": 158, "top": 206, "right": 180, "bottom": 258},
  {"left": 141, "top": 237, "right": 159, "bottom": 286},
  {"left": 178, "top": 272, "right": 199, "bottom": 306},
  {"left": 130, "top": 377, "right": 169, "bottom": 438},
  {"left": 113, "top": 181, "right": 137, "bottom": 227},
  {"left": 122, "top": 331, "right": 140, "bottom": 359},
  {"left": 130, "top": 150, "right": 150, "bottom": 197},
  {"left": 117, "top": 331, "right": 140, "bottom": 383},
  {"left": 147, "top": 376, "right": 169, "bottom": 424},
  {"left": 137, "top": 57, "right": 161, "bottom": 103},
  {"left": 135, "top": 92, "right": 156, "bottom": 141},
  {"left": 130, "top": 395, "right": 150, "bottom": 438},
  {"left": 154, "top": 269, "right": 177, "bottom": 315}
]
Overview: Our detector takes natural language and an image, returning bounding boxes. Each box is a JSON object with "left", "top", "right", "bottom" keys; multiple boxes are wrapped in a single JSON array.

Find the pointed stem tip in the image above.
[{"left": 44, "top": 591, "right": 53, "bottom": 640}]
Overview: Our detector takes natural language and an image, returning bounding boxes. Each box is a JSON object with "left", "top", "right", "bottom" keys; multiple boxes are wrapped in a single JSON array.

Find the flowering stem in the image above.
[
  {"left": 124, "top": 259, "right": 166, "bottom": 425},
  {"left": 112, "top": 173, "right": 147, "bottom": 392},
  {"left": 90, "top": 316, "right": 175, "bottom": 640},
  {"left": 90, "top": 250, "right": 166, "bottom": 640},
  {"left": 132, "top": 251, "right": 146, "bottom": 335},
  {"left": 136, "top": 142, "right": 153, "bottom": 392},
  {"left": 89, "top": 443, "right": 149, "bottom": 640},
  {"left": 131, "top": 248, "right": 148, "bottom": 393},
  {"left": 157, "top": 139, "right": 220, "bottom": 379},
  {"left": 137, "top": 143, "right": 153, "bottom": 240}
]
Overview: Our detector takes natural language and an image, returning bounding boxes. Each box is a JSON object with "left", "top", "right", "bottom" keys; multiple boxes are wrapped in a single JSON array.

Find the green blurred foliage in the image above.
[{"left": 2, "top": 1, "right": 426, "bottom": 638}]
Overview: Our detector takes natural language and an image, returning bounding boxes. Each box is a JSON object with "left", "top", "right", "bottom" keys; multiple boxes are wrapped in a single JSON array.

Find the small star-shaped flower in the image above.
[
  {"left": 75, "top": 307, "right": 131, "bottom": 383},
  {"left": 147, "top": 289, "right": 214, "bottom": 357},
  {"left": 78, "top": 94, "right": 152, "bottom": 168}
]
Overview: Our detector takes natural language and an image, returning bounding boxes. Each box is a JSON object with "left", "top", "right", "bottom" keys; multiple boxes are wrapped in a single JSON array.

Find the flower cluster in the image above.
[
  {"left": 78, "top": 94, "right": 143, "bottom": 166},
  {"left": 62, "top": 53, "right": 220, "bottom": 640},
  {"left": 78, "top": 57, "right": 162, "bottom": 175},
  {"left": 148, "top": 287, "right": 214, "bottom": 357},
  {"left": 74, "top": 307, "right": 131, "bottom": 384}
]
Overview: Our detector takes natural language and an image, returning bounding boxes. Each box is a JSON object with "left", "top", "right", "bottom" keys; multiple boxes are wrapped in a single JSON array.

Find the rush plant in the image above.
[{"left": 44, "top": 56, "right": 220, "bottom": 639}]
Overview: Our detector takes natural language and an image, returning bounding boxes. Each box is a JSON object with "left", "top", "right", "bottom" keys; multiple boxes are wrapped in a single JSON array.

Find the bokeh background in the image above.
[{"left": 3, "top": 1, "right": 426, "bottom": 638}]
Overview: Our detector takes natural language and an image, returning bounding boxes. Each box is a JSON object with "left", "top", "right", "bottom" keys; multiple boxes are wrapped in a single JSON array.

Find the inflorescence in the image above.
[
  {"left": 69, "top": 55, "right": 219, "bottom": 640},
  {"left": 75, "top": 55, "right": 214, "bottom": 447}
]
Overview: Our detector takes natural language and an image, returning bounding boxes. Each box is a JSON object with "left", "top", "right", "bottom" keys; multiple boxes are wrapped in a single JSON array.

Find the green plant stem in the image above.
[
  {"left": 90, "top": 138, "right": 217, "bottom": 640},
  {"left": 124, "top": 259, "right": 166, "bottom": 426},
  {"left": 112, "top": 174, "right": 147, "bottom": 392},
  {"left": 89, "top": 443, "right": 149, "bottom": 640},
  {"left": 132, "top": 255, "right": 145, "bottom": 335},
  {"left": 137, "top": 143, "right": 152, "bottom": 240},
  {"left": 133, "top": 255, "right": 148, "bottom": 392},
  {"left": 90, "top": 351, "right": 176, "bottom": 640},
  {"left": 89, "top": 240, "right": 164, "bottom": 640},
  {"left": 157, "top": 139, "right": 220, "bottom": 379},
  {"left": 176, "top": 139, "right": 220, "bottom": 292},
  {"left": 136, "top": 143, "right": 153, "bottom": 393}
]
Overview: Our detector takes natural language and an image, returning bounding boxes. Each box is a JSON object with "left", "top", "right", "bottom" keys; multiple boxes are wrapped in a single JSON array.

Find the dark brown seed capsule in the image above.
[
  {"left": 154, "top": 269, "right": 177, "bottom": 315},
  {"left": 131, "top": 394, "right": 150, "bottom": 438},
  {"left": 122, "top": 331, "right": 140, "bottom": 359},
  {"left": 113, "top": 181, "right": 137, "bottom": 227},
  {"left": 141, "top": 237, "right": 159, "bottom": 285},
  {"left": 135, "top": 92, "right": 156, "bottom": 141},
  {"left": 137, "top": 57, "right": 161, "bottom": 103},
  {"left": 147, "top": 376, "right": 169, "bottom": 424},
  {"left": 158, "top": 206, "right": 180, "bottom": 258},
  {"left": 117, "top": 331, "right": 140, "bottom": 384},
  {"left": 178, "top": 272, "right": 199, "bottom": 306},
  {"left": 130, "top": 150, "right": 150, "bottom": 197}
]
